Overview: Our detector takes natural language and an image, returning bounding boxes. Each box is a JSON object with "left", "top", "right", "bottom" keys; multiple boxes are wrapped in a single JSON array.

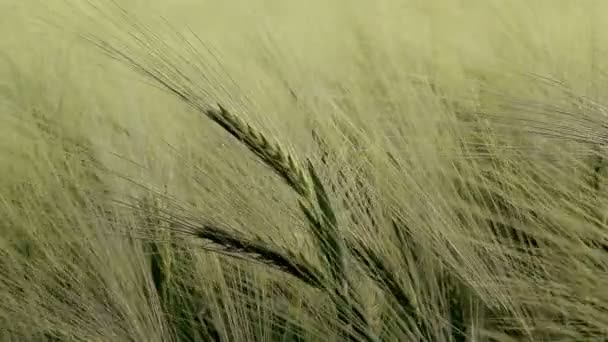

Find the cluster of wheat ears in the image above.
[{"left": 3, "top": 1, "right": 608, "bottom": 341}]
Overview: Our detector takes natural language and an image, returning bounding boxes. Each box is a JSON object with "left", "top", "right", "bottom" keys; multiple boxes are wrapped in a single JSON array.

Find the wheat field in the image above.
[{"left": 1, "top": 0, "right": 608, "bottom": 341}]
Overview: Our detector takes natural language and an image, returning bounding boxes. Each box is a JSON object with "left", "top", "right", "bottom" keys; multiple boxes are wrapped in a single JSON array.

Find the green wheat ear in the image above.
[{"left": 205, "top": 104, "right": 311, "bottom": 199}]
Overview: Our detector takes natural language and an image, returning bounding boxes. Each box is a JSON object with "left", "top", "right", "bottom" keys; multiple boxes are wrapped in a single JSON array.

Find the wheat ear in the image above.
[{"left": 205, "top": 105, "right": 311, "bottom": 199}]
